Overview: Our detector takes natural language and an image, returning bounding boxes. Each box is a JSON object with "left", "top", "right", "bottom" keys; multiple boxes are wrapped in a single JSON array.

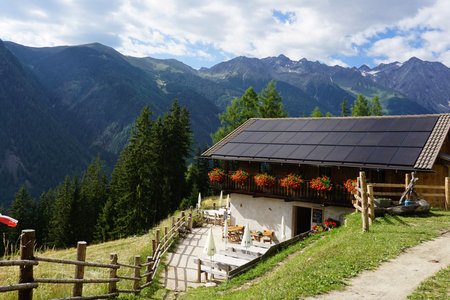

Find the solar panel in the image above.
[
  {"left": 379, "top": 132, "right": 407, "bottom": 147},
  {"left": 258, "top": 120, "right": 281, "bottom": 131},
  {"left": 306, "top": 146, "right": 334, "bottom": 161},
  {"left": 320, "top": 132, "right": 347, "bottom": 145},
  {"left": 259, "top": 132, "right": 279, "bottom": 143},
  {"left": 324, "top": 146, "right": 354, "bottom": 161},
  {"left": 287, "top": 145, "right": 316, "bottom": 160},
  {"left": 255, "top": 144, "right": 284, "bottom": 158},
  {"left": 245, "top": 119, "right": 265, "bottom": 131},
  {"left": 229, "top": 131, "right": 253, "bottom": 143},
  {"left": 355, "top": 119, "right": 379, "bottom": 132},
  {"left": 301, "top": 119, "right": 325, "bottom": 131},
  {"left": 227, "top": 143, "right": 253, "bottom": 156},
  {"left": 285, "top": 119, "right": 309, "bottom": 131},
  {"left": 215, "top": 143, "right": 240, "bottom": 156},
  {"left": 365, "top": 147, "right": 398, "bottom": 164},
  {"left": 335, "top": 119, "right": 359, "bottom": 131},
  {"left": 287, "top": 132, "right": 313, "bottom": 145},
  {"left": 401, "top": 131, "right": 431, "bottom": 147},
  {"left": 243, "top": 144, "right": 269, "bottom": 157},
  {"left": 270, "top": 145, "right": 299, "bottom": 158},
  {"left": 271, "top": 132, "right": 297, "bottom": 143},
  {"left": 243, "top": 131, "right": 267, "bottom": 143},
  {"left": 272, "top": 120, "right": 296, "bottom": 131},
  {"left": 409, "top": 117, "right": 438, "bottom": 131},
  {"left": 317, "top": 119, "right": 341, "bottom": 131},
  {"left": 389, "top": 147, "right": 422, "bottom": 166},
  {"left": 338, "top": 132, "right": 366, "bottom": 145},
  {"left": 343, "top": 147, "right": 375, "bottom": 163},
  {"left": 368, "top": 118, "right": 394, "bottom": 131},
  {"left": 390, "top": 118, "right": 419, "bottom": 131},
  {"left": 303, "top": 132, "right": 328, "bottom": 144},
  {"left": 359, "top": 132, "right": 385, "bottom": 146}
]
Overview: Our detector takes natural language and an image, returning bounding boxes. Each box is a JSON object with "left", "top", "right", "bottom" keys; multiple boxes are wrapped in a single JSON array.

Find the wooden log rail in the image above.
[{"left": 0, "top": 210, "right": 197, "bottom": 299}]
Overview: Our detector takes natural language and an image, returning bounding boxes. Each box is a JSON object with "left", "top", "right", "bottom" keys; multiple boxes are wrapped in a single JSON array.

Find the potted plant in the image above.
[
  {"left": 310, "top": 175, "right": 333, "bottom": 191},
  {"left": 230, "top": 169, "right": 249, "bottom": 186},
  {"left": 280, "top": 173, "right": 304, "bottom": 189},
  {"left": 324, "top": 218, "right": 339, "bottom": 230},
  {"left": 208, "top": 168, "right": 226, "bottom": 184},
  {"left": 344, "top": 178, "right": 357, "bottom": 194},
  {"left": 254, "top": 173, "right": 276, "bottom": 190}
]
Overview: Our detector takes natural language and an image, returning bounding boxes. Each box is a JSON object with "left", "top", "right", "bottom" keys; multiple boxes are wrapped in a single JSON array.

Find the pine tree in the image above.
[
  {"left": 370, "top": 96, "right": 383, "bottom": 116},
  {"left": 311, "top": 106, "right": 323, "bottom": 117},
  {"left": 258, "top": 81, "right": 288, "bottom": 118},
  {"left": 340, "top": 98, "right": 350, "bottom": 116},
  {"left": 212, "top": 87, "right": 259, "bottom": 143},
  {"left": 36, "top": 189, "right": 56, "bottom": 246},
  {"left": 11, "top": 186, "right": 36, "bottom": 238},
  {"left": 73, "top": 157, "right": 108, "bottom": 243},
  {"left": 325, "top": 112, "right": 333, "bottom": 117},
  {"left": 48, "top": 176, "right": 78, "bottom": 247},
  {"left": 351, "top": 94, "right": 370, "bottom": 116}
]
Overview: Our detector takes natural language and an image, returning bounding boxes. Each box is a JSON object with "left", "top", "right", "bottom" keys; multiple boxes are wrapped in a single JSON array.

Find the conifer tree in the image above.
[
  {"left": 311, "top": 106, "right": 323, "bottom": 117},
  {"left": 340, "top": 98, "right": 350, "bottom": 116},
  {"left": 351, "top": 94, "right": 370, "bottom": 116},
  {"left": 11, "top": 186, "right": 36, "bottom": 237},
  {"left": 370, "top": 96, "right": 383, "bottom": 116},
  {"left": 212, "top": 87, "right": 259, "bottom": 143},
  {"left": 48, "top": 176, "right": 78, "bottom": 247},
  {"left": 259, "top": 81, "right": 288, "bottom": 118}
]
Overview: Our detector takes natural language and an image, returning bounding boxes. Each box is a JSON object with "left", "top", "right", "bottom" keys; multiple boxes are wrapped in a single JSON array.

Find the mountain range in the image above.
[{"left": 1, "top": 40, "right": 450, "bottom": 204}]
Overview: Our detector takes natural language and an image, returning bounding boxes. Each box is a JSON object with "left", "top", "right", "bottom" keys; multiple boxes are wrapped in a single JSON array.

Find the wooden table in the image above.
[{"left": 227, "top": 226, "right": 244, "bottom": 242}]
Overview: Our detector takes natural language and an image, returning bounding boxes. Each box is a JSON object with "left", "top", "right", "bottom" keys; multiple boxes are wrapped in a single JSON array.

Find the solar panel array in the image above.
[{"left": 210, "top": 116, "right": 439, "bottom": 169}]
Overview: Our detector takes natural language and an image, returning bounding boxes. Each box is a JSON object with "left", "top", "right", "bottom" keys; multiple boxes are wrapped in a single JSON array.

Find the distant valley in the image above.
[{"left": 1, "top": 39, "right": 450, "bottom": 204}]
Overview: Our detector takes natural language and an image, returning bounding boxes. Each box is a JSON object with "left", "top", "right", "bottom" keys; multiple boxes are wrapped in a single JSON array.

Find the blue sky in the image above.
[{"left": 1, "top": 0, "right": 449, "bottom": 69}]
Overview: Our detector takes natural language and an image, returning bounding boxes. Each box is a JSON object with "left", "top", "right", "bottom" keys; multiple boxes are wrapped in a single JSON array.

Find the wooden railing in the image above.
[
  {"left": 0, "top": 211, "right": 194, "bottom": 300},
  {"left": 353, "top": 172, "right": 449, "bottom": 232},
  {"left": 217, "top": 177, "right": 353, "bottom": 207}
]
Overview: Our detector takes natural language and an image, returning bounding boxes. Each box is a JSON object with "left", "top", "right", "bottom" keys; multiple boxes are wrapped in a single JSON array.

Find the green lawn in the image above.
[
  {"left": 179, "top": 210, "right": 450, "bottom": 300},
  {"left": 408, "top": 265, "right": 450, "bottom": 300}
]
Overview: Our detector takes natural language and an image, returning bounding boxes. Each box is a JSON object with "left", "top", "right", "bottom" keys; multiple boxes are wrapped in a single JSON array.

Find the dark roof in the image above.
[{"left": 202, "top": 114, "right": 450, "bottom": 171}]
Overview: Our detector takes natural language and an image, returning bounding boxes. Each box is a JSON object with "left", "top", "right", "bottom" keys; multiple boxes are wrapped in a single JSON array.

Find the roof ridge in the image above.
[{"left": 250, "top": 113, "right": 449, "bottom": 121}]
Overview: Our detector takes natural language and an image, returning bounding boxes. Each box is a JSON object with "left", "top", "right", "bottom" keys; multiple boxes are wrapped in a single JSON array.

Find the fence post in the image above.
[
  {"left": 145, "top": 256, "right": 153, "bottom": 284},
  {"left": 445, "top": 177, "right": 449, "bottom": 210},
  {"left": 133, "top": 256, "right": 141, "bottom": 294},
  {"left": 367, "top": 184, "right": 375, "bottom": 225},
  {"left": 171, "top": 217, "right": 175, "bottom": 230},
  {"left": 19, "top": 229, "right": 35, "bottom": 300},
  {"left": 73, "top": 241, "right": 87, "bottom": 297},
  {"left": 188, "top": 213, "right": 193, "bottom": 231},
  {"left": 109, "top": 253, "right": 118, "bottom": 294},
  {"left": 197, "top": 259, "right": 201, "bottom": 283},
  {"left": 156, "top": 229, "right": 160, "bottom": 246},
  {"left": 152, "top": 239, "right": 156, "bottom": 257},
  {"left": 360, "top": 171, "right": 369, "bottom": 232}
]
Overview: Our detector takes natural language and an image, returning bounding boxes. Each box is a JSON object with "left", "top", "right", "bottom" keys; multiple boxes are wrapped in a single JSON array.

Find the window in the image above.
[{"left": 259, "top": 162, "right": 272, "bottom": 174}]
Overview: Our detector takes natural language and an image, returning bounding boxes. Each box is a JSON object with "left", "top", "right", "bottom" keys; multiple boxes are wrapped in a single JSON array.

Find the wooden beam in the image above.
[
  {"left": 445, "top": 177, "right": 449, "bottom": 211},
  {"left": 367, "top": 184, "right": 375, "bottom": 225},
  {"left": 19, "top": 229, "right": 35, "bottom": 300}
]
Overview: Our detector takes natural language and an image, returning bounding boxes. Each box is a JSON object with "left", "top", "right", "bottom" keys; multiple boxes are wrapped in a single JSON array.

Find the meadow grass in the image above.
[{"left": 408, "top": 265, "right": 450, "bottom": 299}]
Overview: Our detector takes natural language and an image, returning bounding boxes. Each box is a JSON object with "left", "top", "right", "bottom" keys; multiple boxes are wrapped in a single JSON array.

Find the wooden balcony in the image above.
[{"left": 214, "top": 177, "right": 353, "bottom": 207}]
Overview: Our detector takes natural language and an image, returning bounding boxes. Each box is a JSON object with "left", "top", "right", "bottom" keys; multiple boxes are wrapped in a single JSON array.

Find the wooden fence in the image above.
[
  {"left": 353, "top": 172, "right": 449, "bottom": 232},
  {"left": 0, "top": 211, "right": 194, "bottom": 300}
]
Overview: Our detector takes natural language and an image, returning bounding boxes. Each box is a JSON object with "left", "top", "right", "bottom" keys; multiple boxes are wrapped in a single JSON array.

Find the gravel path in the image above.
[{"left": 308, "top": 231, "right": 450, "bottom": 300}]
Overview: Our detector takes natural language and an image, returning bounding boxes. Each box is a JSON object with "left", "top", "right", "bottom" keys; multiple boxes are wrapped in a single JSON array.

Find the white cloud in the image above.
[{"left": 1, "top": 0, "right": 449, "bottom": 68}]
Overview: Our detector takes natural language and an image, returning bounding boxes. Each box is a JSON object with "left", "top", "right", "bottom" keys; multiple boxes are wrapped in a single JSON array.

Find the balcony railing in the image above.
[{"left": 214, "top": 177, "right": 353, "bottom": 207}]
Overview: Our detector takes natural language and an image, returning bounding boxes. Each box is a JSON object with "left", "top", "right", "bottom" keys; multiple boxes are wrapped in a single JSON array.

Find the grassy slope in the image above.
[
  {"left": 181, "top": 210, "right": 450, "bottom": 300},
  {"left": 0, "top": 210, "right": 186, "bottom": 300}
]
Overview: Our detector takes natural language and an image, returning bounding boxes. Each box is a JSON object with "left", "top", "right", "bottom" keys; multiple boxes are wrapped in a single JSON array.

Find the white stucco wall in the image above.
[{"left": 229, "top": 193, "right": 353, "bottom": 241}]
